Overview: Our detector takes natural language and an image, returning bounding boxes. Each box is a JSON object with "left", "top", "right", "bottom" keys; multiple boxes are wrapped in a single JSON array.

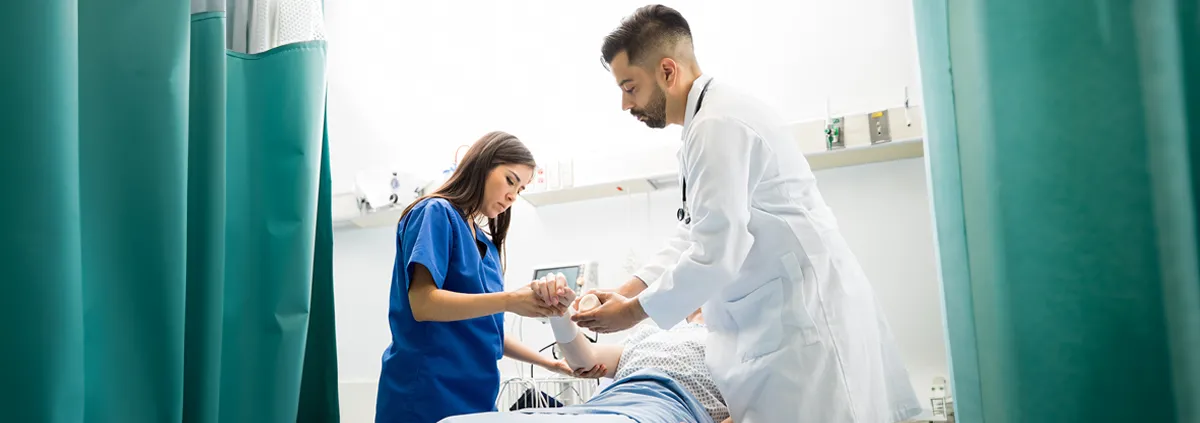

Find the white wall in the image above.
[
  {"left": 332, "top": 159, "right": 948, "bottom": 421},
  {"left": 324, "top": 0, "right": 923, "bottom": 194}
]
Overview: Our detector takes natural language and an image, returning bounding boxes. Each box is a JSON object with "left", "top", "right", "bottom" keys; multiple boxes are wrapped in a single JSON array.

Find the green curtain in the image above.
[
  {"left": 0, "top": 2, "right": 339, "bottom": 422},
  {"left": 913, "top": 0, "right": 1200, "bottom": 422}
]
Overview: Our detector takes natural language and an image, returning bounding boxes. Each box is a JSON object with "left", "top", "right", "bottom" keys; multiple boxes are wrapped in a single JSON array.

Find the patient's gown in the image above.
[{"left": 615, "top": 322, "right": 729, "bottom": 422}]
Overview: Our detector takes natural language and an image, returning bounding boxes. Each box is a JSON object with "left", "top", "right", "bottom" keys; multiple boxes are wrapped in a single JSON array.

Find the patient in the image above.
[{"left": 441, "top": 276, "right": 730, "bottom": 423}]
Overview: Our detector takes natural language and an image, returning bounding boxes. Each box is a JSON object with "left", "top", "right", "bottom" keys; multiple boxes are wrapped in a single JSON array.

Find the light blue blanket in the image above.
[{"left": 440, "top": 369, "right": 713, "bottom": 423}]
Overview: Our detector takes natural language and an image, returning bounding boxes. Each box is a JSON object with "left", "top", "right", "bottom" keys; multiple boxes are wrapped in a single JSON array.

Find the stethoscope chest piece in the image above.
[{"left": 677, "top": 202, "right": 691, "bottom": 225}]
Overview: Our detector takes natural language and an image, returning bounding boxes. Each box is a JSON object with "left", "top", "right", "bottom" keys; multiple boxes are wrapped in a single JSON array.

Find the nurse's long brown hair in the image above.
[{"left": 399, "top": 131, "right": 536, "bottom": 269}]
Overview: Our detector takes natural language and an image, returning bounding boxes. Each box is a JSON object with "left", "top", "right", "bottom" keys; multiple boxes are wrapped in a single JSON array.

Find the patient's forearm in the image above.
[
  {"left": 550, "top": 316, "right": 598, "bottom": 366},
  {"left": 549, "top": 312, "right": 622, "bottom": 379}
]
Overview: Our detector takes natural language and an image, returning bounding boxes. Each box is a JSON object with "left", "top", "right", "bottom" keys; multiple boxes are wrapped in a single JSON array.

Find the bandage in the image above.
[
  {"left": 549, "top": 315, "right": 578, "bottom": 341},
  {"left": 577, "top": 293, "right": 600, "bottom": 312},
  {"left": 549, "top": 306, "right": 597, "bottom": 370},
  {"left": 550, "top": 293, "right": 595, "bottom": 345}
]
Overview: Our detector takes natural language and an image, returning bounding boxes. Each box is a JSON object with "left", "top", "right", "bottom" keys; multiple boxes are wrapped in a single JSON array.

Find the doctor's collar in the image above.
[{"left": 682, "top": 74, "right": 714, "bottom": 131}]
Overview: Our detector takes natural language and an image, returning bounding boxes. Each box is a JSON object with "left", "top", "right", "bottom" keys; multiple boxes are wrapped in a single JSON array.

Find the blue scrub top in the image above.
[{"left": 375, "top": 198, "right": 507, "bottom": 423}]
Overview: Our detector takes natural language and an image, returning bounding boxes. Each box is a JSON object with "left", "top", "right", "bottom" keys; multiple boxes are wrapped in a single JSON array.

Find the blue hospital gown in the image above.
[{"left": 375, "top": 198, "right": 507, "bottom": 423}]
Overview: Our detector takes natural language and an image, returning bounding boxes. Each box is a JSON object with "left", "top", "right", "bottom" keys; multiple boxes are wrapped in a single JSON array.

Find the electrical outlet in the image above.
[
  {"left": 869, "top": 110, "right": 892, "bottom": 144},
  {"left": 824, "top": 117, "right": 845, "bottom": 150}
]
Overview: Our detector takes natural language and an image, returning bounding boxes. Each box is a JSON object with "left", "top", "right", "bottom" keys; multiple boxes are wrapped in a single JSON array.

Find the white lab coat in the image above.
[{"left": 636, "top": 75, "right": 923, "bottom": 423}]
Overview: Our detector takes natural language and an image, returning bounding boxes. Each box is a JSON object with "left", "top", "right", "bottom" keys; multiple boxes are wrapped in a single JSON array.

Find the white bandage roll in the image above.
[{"left": 577, "top": 293, "right": 600, "bottom": 312}]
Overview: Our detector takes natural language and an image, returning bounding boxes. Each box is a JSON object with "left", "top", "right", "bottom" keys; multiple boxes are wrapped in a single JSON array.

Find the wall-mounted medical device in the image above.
[
  {"left": 530, "top": 261, "right": 599, "bottom": 293},
  {"left": 824, "top": 116, "right": 845, "bottom": 150},
  {"left": 354, "top": 169, "right": 427, "bottom": 214}
]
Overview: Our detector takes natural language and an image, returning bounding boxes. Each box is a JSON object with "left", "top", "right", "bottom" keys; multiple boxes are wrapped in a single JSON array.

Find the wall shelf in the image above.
[
  {"left": 332, "top": 180, "right": 443, "bottom": 230},
  {"left": 521, "top": 137, "right": 924, "bottom": 208},
  {"left": 807, "top": 137, "right": 924, "bottom": 171}
]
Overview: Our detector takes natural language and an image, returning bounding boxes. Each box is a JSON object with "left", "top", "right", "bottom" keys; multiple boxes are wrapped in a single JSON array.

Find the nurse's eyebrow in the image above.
[
  {"left": 507, "top": 169, "right": 522, "bottom": 184},
  {"left": 618, "top": 78, "right": 633, "bottom": 87}
]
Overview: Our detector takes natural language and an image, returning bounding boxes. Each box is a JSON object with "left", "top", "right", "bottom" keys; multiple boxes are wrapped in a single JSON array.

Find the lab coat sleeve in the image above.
[
  {"left": 638, "top": 118, "right": 760, "bottom": 328},
  {"left": 632, "top": 222, "right": 691, "bottom": 286}
]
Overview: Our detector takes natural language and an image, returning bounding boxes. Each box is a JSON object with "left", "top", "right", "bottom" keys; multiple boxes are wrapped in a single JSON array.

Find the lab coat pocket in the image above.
[{"left": 724, "top": 278, "right": 785, "bottom": 362}]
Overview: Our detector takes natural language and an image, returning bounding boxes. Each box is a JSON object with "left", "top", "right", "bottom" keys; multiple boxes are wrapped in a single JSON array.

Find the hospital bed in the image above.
[
  {"left": 496, "top": 376, "right": 600, "bottom": 410},
  {"left": 444, "top": 369, "right": 711, "bottom": 423}
]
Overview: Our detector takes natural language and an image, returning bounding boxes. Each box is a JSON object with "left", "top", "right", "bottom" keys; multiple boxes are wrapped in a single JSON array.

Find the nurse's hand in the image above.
[
  {"left": 530, "top": 273, "right": 574, "bottom": 308},
  {"left": 543, "top": 360, "right": 606, "bottom": 379},
  {"left": 571, "top": 291, "right": 649, "bottom": 333},
  {"left": 571, "top": 363, "right": 607, "bottom": 379},
  {"left": 506, "top": 284, "right": 568, "bottom": 318}
]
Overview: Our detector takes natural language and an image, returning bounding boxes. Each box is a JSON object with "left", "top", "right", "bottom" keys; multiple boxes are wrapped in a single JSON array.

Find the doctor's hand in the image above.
[
  {"left": 506, "top": 284, "right": 567, "bottom": 318},
  {"left": 570, "top": 291, "right": 649, "bottom": 333}
]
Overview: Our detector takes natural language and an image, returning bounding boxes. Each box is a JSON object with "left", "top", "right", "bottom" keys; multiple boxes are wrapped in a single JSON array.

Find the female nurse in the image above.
[{"left": 374, "top": 131, "right": 600, "bottom": 423}]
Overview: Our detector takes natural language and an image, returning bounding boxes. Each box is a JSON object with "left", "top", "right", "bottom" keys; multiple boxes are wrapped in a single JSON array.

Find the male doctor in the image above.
[{"left": 570, "top": 5, "right": 923, "bottom": 423}]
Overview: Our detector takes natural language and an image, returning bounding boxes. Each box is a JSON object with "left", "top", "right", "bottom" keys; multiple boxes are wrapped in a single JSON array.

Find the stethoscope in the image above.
[{"left": 677, "top": 78, "right": 713, "bottom": 225}]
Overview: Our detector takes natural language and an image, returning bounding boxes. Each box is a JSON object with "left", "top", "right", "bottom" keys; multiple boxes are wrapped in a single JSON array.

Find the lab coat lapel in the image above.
[{"left": 682, "top": 74, "right": 714, "bottom": 134}]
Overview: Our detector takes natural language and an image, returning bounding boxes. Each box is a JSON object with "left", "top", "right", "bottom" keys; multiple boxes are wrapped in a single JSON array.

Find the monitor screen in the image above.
[{"left": 532, "top": 265, "right": 582, "bottom": 291}]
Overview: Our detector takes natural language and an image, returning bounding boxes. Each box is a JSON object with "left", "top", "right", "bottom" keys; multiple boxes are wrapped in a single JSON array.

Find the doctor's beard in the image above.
[{"left": 631, "top": 86, "right": 668, "bottom": 129}]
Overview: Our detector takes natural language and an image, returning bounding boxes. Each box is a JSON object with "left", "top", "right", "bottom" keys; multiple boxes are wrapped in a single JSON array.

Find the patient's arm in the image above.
[
  {"left": 549, "top": 311, "right": 623, "bottom": 379},
  {"left": 537, "top": 275, "right": 623, "bottom": 379}
]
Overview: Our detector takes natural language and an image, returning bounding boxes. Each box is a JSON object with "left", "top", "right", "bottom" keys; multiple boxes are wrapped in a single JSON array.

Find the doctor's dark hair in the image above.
[
  {"left": 400, "top": 131, "right": 536, "bottom": 269},
  {"left": 601, "top": 4, "right": 693, "bottom": 69}
]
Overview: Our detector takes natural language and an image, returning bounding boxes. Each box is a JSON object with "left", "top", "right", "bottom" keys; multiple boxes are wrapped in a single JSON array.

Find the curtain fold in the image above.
[
  {"left": 78, "top": 1, "right": 191, "bottom": 420},
  {"left": 222, "top": 42, "right": 330, "bottom": 423},
  {"left": 0, "top": 3, "right": 338, "bottom": 422},
  {"left": 185, "top": 11, "right": 230, "bottom": 423},
  {"left": 0, "top": 3, "right": 85, "bottom": 422}
]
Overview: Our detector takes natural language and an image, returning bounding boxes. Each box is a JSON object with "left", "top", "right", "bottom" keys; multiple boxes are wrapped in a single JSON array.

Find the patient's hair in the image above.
[
  {"left": 399, "top": 131, "right": 535, "bottom": 269},
  {"left": 601, "top": 4, "right": 696, "bottom": 70}
]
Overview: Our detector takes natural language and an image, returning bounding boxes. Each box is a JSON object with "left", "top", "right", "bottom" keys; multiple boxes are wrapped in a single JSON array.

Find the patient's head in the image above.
[{"left": 685, "top": 308, "right": 704, "bottom": 324}]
